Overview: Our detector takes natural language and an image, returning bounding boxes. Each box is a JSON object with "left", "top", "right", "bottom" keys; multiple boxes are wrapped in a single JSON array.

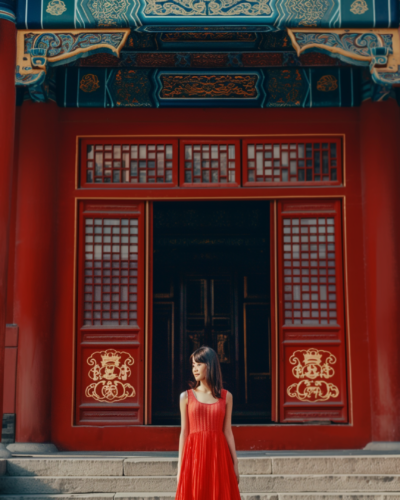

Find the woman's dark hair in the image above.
[{"left": 189, "top": 346, "right": 223, "bottom": 399}]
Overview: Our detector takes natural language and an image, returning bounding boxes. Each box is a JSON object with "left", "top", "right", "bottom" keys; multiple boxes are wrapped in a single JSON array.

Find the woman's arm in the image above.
[
  {"left": 223, "top": 391, "right": 239, "bottom": 484},
  {"left": 177, "top": 390, "right": 189, "bottom": 483}
]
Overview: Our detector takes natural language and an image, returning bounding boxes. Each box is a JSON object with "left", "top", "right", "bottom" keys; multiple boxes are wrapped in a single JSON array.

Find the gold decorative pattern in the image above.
[
  {"left": 285, "top": 0, "right": 331, "bottom": 27},
  {"left": 46, "top": 0, "right": 67, "bottom": 15},
  {"left": 266, "top": 69, "right": 303, "bottom": 107},
  {"left": 350, "top": 0, "right": 368, "bottom": 15},
  {"left": 217, "top": 333, "right": 230, "bottom": 363},
  {"left": 85, "top": 349, "right": 136, "bottom": 403},
  {"left": 16, "top": 29, "right": 130, "bottom": 92},
  {"left": 160, "top": 74, "right": 258, "bottom": 99},
  {"left": 87, "top": 0, "right": 129, "bottom": 27},
  {"left": 80, "top": 74, "right": 101, "bottom": 92},
  {"left": 144, "top": 0, "right": 271, "bottom": 16},
  {"left": 316, "top": 75, "right": 338, "bottom": 91},
  {"left": 287, "top": 348, "right": 340, "bottom": 402},
  {"left": 111, "top": 69, "right": 153, "bottom": 107},
  {"left": 189, "top": 333, "right": 202, "bottom": 352},
  {"left": 160, "top": 32, "right": 257, "bottom": 42}
]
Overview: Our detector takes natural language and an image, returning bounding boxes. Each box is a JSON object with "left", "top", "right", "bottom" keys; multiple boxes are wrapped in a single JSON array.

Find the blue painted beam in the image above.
[
  {"left": 16, "top": 0, "right": 398, "bottom": 30},
  {"left": 53, "top": 66, "right": 361, "bottom": 107}
]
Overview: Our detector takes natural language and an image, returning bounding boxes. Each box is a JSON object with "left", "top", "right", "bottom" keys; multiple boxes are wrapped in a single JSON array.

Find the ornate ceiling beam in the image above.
[
  {"left": 287, "top": 28, "right": 400, "bottom": 88},
  {"left": 16, "top": 29, "right": 130, "bottom": 101},
  {"left": 15, "top": 0, "right": 399, "bottom": 31}
]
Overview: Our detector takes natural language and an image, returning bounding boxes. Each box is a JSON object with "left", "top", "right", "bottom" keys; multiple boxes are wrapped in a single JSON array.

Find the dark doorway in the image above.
[{"left": 152, "top": 201, "right": 272, "bottom": 424}]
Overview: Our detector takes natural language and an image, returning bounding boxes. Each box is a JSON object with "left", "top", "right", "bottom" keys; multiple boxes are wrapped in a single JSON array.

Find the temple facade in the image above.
[{"left": 1, "top": 0, "right": 400, "bottom": 453}]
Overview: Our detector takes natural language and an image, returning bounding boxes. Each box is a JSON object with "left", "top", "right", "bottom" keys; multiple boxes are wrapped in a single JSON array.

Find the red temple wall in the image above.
[{"left": 6, "top": 100, "right": 400, "bottom": 450}]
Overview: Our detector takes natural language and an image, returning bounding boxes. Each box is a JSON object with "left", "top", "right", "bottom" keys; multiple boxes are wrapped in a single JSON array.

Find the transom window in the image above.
[
  {"left": 80, "top": 137, "right": 342, "bottom": 188},
  {"left": 180, "top": 140, "right": 240, "bottom": 187},
  {"left": 243, "top": 139, "right": 340, "bottom": 186}
]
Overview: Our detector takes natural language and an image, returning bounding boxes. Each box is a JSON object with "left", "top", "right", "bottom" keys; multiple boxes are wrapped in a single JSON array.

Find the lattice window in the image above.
[
  {"left": 83, "top": 217, "right": 139, "bottom": 326},
  {"left": 180, "top": 140, "right": 240, "bottom": 187},
  {"left": 282, "top": 216, "right": 338, "bottom": 325},
  {"left": 243, "top": 139, "right": 341, "bottom": 186},
  {"left": 82, "top": 140, "right": 178, "bottom": 187}
]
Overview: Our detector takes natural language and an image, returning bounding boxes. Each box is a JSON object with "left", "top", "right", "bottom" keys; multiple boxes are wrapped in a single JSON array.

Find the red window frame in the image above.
[
  {"left": 80, "top": 138, "right": 179, "bottom": 188},
  {"left": 277, "top": 199, "right": 348, "bottom": 423},
  {"left": 75, "top": 200, "right": 145, "bottom": 426},
  {"left": 242, "top": 137, "right": 342, "bottom": 187},
  {"left": 179, "top": 139, "right": 241, "bottom": 187}
]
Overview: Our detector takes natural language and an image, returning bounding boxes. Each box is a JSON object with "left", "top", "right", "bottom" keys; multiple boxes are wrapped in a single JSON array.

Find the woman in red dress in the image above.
[{"left": 175, "top": 346, "right": 241, "bottom": 500}]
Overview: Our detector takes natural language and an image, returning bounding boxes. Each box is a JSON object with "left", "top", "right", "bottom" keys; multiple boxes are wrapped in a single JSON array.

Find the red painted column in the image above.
[
  {"left": 360, "top": 100, "right": 400, "bottom": 442},
  {"left": 14, "top": 101, "right": 59, "bottom": 445},
  {"left": 0, "top": 19, "right": 16, "bottom": 456}
]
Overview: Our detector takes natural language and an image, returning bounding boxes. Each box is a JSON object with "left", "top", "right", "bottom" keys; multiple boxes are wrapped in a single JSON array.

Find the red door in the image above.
[
  {"left": 75, "top": 200, "right": 145, "bottom": 425},
  {"left": 277, "top": 199, "right": 348, "bottom": 423}
]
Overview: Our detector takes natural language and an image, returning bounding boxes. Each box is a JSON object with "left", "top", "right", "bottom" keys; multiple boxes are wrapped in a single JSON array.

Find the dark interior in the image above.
[{"left": 151, "top": 201, "right": 272, "bottom": 425}]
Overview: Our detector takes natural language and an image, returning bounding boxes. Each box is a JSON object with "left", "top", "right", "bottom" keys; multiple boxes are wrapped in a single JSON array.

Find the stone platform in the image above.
[{"left": 1, "top": 450, "right": 400, "bottom": 499}]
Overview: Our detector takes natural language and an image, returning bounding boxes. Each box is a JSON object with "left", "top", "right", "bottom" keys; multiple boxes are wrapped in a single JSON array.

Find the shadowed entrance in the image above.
[{"left": 152, "top": 201, "right": 272, "bottom": 425}]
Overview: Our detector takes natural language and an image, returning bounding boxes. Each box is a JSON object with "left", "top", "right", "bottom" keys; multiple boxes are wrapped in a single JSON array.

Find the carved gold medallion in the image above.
[
  {"left": 287, "top": 348, "right": 340, "bottom": 402},
  {"left": 85, "top": 349, "right": 136, "bottom": 403}
]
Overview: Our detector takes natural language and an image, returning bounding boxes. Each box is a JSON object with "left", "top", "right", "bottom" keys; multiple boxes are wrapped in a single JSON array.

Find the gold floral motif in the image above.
[
  {"left": 161, "top": 75, "right": 258, "bottom": 99},
  {"left": 46, "top": 0, "right": 67, "bottom": 15},
  {"left": 316, "top": 75, "right": 338, "bottom": 92},
  {"left": 350, "top": 0, "right": 368, "bottom": 14},
  {"left": 285, "top": 0, "right": 331, "bottom": 26},
  {"left": 85, "top": 349, "right": 136, "bottom": 403},
  {"left": 145, "top": 0, "right": 271, "bottom": 16},
  {"left": 286, "top": 348, "right": 339, "bottom": 402},
  {"left": 87, "top": 0, "right": 129, "bottom": 26},
  {"left": 80, "top": 74, "right": 101, "bottom": 93}
]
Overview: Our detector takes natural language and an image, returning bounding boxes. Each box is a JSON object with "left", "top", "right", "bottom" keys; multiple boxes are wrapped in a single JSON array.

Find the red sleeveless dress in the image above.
[{"left": 175, "top": 388, "right": 241, "bottom": 500}]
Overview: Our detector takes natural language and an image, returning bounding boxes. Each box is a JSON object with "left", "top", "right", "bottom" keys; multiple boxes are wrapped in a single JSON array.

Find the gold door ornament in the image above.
[
  {"left": 217, "top": 333, "right": 230, "bottom": 363},
  {"left": 85, "top": 349, "right": 136, "bottom": 403},
  {"left": 287, "top": 348, "right": 339, "bottom": 402}
]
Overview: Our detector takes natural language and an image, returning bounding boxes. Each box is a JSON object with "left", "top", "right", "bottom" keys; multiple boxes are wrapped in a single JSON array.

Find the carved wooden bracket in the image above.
[
  {"left": 287, "top": 28, "right": 400, "bottom": 88},
  {"left": 16, "top": 29, "right": 130, "bottom": 101}
]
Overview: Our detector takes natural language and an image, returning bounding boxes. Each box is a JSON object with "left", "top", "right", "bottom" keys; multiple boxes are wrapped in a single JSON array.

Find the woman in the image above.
[{"left": 175, "top": 346, "right": 241, "bottom": 500}]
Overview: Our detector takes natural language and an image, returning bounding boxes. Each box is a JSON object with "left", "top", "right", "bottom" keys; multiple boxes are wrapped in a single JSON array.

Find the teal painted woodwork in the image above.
[
  {"left": 54, "top": 67, "right": 361, "bottom": 107},
  {"left": 16, "top": 0, "right": 398, "bottom": 30}
]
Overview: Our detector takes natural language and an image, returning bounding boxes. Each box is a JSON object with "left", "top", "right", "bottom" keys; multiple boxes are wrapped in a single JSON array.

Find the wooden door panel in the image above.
[
  {"left": 277, "top": 199, "right": 348, "bottom": 423},
  {"left": 75, "top": 201, "right": 145, "bottom": 425},
  {"left": 152, "top": 302, "right": 174, "bottom": 410}
]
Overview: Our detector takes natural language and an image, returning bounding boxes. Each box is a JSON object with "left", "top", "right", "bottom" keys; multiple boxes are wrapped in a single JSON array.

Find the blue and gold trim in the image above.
[
  {"left": 288, "top": 28, "right": 400, "bottom": 88},
  {"left": 54, "top": 66, "right": 361, "bottom": 107},
  {"left": 15, "top": 0, "right": 399, "bottom": 30}
]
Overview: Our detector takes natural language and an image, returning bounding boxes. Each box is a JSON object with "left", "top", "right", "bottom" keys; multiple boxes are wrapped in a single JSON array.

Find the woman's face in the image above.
[{"left": 192, "top": 360, "right": 207, "bottom": 382}]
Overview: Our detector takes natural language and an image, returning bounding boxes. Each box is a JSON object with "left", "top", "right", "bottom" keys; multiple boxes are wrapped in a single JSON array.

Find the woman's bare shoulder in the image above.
[
  {"left": 180, "top": 390, "right": 189, "bottom": 402},
  {"left": 225, "top": 390, "right": 233, "bottom": 402}
]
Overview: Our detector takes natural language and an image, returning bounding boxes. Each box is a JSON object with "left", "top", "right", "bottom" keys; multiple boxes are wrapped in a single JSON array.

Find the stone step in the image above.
[
  {"left": 6, "top": 456, "right": 400, "bottom": 477},
  {"left": 3, "top": 475, "right": 400, "bottom": 495},
  {"left": 2, "top": 493, "right": 400, "bottom": 500}
]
